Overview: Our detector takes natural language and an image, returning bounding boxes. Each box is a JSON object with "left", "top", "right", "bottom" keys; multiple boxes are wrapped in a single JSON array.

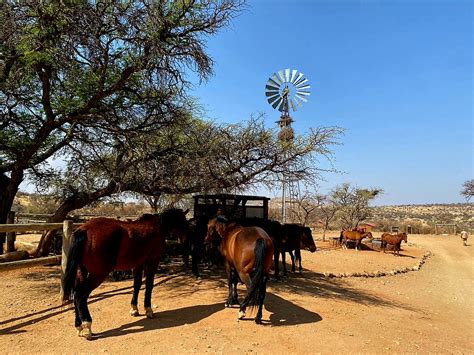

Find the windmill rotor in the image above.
[{"left": 265, "top": 69, "right": 311, "bottom": 113}]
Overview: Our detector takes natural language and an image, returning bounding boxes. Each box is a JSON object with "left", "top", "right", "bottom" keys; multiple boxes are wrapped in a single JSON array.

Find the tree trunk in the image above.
[
  {"left": 0, "top": 171, "right": 24, "bottom": 254},
  {"left": 34, "top": 182, "right": 120, "bottom": 257}
]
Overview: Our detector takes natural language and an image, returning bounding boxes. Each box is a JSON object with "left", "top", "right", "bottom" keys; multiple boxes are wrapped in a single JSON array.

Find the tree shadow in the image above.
[{"left": 96, "top": 302, "right": 223, "bottom": 339}]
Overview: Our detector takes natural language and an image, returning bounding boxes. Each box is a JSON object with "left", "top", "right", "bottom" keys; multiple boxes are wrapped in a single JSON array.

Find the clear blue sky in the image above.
[{"left": 190, "top": 0, "right": 473, "bottom": 205}]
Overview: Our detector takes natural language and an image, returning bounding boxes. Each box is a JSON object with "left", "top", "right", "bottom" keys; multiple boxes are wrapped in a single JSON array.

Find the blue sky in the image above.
[{"left": 190, "top": 0, "right": 473, "bottom": 205}]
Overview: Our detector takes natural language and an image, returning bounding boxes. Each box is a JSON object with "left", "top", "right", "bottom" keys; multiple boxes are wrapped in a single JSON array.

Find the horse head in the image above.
[
  {"left": 301, "top": 226, "right": 317, "bottom": 252},
  {"left": 401, "top": 232, "right": 408, "bottom": 242},
  {"left": 205, "top": 216, "right": 228, "bottom": 245},
  {"left": 364, "top": 231, "right": 374, "bottom": 239}
]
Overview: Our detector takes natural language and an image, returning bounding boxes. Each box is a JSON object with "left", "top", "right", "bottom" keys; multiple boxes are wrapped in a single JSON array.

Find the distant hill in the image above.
[{"left": 369, "top": 203, "right": 473, "bottom": 232}]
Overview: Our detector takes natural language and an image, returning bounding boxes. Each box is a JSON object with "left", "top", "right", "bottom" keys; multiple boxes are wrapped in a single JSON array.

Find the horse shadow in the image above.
[
  {"left": 265, "top": 293, "right": 322, "bottom": 326},
  {"left": 96, "top": 302, "right": 223, "bottom": 339}
]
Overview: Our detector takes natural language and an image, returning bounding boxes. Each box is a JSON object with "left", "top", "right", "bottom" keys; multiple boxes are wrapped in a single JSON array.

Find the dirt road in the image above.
[{"left": 1, "top": 234, "right": 472, "bottom": 353}]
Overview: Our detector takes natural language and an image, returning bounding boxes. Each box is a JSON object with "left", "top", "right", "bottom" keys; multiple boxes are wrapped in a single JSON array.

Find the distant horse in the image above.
[
  {"left": 206, "top": 216, "right": 274, "bottom": 324},
  {"left": 339, "top": 230, "right": 373, "bottom": 251},
  {"left": 381, "top": 232, "right": 407, "bottom": 256},
  {"left": 61, "top": 209, "right": 189, "bottom": 340},
  {"left": 237, "top": 217, "right": 283, "bottom": 279},
  {"left": 280, "top": 224, "right": 317, "bottom": 275},
  {"left": 460, "top": 231, "right": 469, "bottom": 246}
]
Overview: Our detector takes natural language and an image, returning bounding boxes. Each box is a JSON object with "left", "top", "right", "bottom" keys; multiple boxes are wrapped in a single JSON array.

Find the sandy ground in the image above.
[{"left": 0, "top": 233, "right": 473, "bottom": 353}]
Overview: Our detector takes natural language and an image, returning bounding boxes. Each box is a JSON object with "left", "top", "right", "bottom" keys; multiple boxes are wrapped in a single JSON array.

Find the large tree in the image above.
[
  {"left": 34, "top": 114, "right": 342, "bottom": 255},
  {"left": 0, "top": 0, "right": 243, "bottom": 225}
]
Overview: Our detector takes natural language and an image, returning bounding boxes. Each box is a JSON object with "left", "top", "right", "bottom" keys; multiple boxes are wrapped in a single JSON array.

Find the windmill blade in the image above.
[
  {"left": 295, "top": 93, "right": 308, "bottom": 103},
  {"left": 267, "top": 94, "right": 280, "bottom": 105},
  {"left": 296, "top": 90, "right": 310, "bottom": 96},
  {"left": 294, "top": 95, "right": 304, "bottom": 107},
  {"left": 265, "top": 88, "right": 280, "bottom": 95},
  {"left": 266, "top": 79, "right": 280, "bottom": 90},
  {"left": 291, "top": 72, "right": 304, "bottom": 85},
  {"left": 266, "top": 92, "right": 280, "bottom": 99},
  {"left": 277, "top": 70, "right": 286, "bottom": 84},
  {"left": 295, "top": 84, "right": 311, "bottom": 91},
  {"left": 294, "top": 76, "right": 307, "bottom": 86},
  {"left": 271, "top": 74, "right": 283, "bottom": 86},
  {"left": 272, "top": 97, "right": 283, "bottom": 109},
  {"left": 284, "top": 68, "right": 291, "bottom": 82},
  {"left": 290, "top": 69, "right": 298, "bottom": 83}
]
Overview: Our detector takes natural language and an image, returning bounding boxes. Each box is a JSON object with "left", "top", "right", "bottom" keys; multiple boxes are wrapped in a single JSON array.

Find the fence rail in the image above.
[{"left": 0, "top": 220, "right": 77, "bottom": 298}]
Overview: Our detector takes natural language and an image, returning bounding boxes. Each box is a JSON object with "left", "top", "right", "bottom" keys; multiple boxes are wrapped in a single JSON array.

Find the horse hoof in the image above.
[
  {"left": 255, "top": 318, "right": 262, "bottom": 324},
  {"left": 76, "top": 325, "right": 83, "bottom": 336},
  {"left": 79, "top": 322, "right": 92, "bottom": 340},
  {"left": 130, "top": 305, "right": 139, "bottom": 316},
  {"left": 145, "top": 307, "right": 154, "bottom": 319},
  {"left": 238, "top": 310, "right": 246, "bottom": 319}
]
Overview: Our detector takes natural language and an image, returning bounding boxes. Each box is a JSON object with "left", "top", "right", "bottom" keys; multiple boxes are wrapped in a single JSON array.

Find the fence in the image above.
[{"left": 0, "top": 220, "right": 79, "bottom": 296}]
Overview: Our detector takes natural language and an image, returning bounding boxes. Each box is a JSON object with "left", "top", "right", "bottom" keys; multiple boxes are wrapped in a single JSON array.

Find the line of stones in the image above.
[{"left": 322, "top": 251, "right": 432, "bottom": 279}]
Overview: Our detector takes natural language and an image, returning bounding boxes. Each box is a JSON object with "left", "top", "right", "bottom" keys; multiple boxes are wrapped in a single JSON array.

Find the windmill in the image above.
[{"left": 265, "top": 69, "right": 310, "bottom": 223}]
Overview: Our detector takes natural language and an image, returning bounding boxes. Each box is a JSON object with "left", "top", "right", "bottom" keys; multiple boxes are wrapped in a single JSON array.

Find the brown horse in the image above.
[
  {"left": 339, "top": 230, "right": 373, "bottom": 251},
  {"left": 281, "top": 224, "right": 317, "bottom": 275},
  {"left": 206, "top": 216, "right": 274, "bottom": 324},
  {"left": 381, "top": 232, "right": 407, "bottom": 256},
  {"left": 61, "top": 209, "right": 189, "bottom": 340}
]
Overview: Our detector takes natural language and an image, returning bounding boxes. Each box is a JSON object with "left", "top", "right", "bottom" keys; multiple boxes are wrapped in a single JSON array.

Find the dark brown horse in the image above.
[
  {"left": 280, "top": 224, "right": 317, "bottom": 275},
  {"left": 381, "top": 232, "right": 407, "bottom": 256},
  {"left": 61, "top": 209, "right": 189, "bottom": 340},
  {"left": 339, "top": 230, "right": 373, "bottom": 251},
  {"left": 206, "top": 216, "right": 274, "bottom": 324}
]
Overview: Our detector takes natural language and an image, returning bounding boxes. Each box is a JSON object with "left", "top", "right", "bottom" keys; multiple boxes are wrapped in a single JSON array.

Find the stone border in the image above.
[{"left": 322, "top": 251, "right": 432, "bottom": 278}]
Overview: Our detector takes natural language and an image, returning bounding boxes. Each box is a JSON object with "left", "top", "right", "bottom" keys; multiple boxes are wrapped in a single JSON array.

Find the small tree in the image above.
[
  {"left": 331, "top": 183, "right": 382, "bottom": 230},
  {"left": 318, "top": 196, "right": 340, "bottom": 242},
  {"left": 461, "top": 179, "right": 474, "bottom": 202}
]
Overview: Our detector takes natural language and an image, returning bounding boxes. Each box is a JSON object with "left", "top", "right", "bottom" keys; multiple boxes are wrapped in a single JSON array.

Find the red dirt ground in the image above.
[{"left": 1, "top": 233, "right": 472, "bottom": 353}]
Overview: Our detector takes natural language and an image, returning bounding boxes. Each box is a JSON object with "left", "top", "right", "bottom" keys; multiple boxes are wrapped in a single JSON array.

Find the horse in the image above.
[
  {"left": 61, "top": 208, "right": 189, "bottom": 340},
  {"left": 236, "top": 217, "right": 284, "bottom": 279},
  {"left": 381, "top": 232, "right": 407, "bottom": 256},
  {"left": 460, "top": 231, "right": 469, "bottom": 246},
  {"left": 280, "top": 224, "right": 317, "bottom": 276},
  {"left": 206, "top": 216, "right": 274, "bottom": 324},
  {"left": 339, "top": 230, "right": 373, "bottom": 251}
]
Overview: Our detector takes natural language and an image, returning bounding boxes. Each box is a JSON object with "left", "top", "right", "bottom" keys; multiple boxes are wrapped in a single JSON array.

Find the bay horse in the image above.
[
  {"left": 339, "top": 230, "right": 373, "bottom": 251},
  {"left": 280, "top": 224, "right": 317, "bottom": 276},
  {"left": 61, "top": 209, "right": 189, "bottom": 340},
  {"left": 381, "top": 232, "right": 407, "bottom": 256},
  {"left": 206, "top": 216, "right": 274, "bottom": 324},
  {"left": 237, "top": 217, "right": 283, "bottom": 279}
]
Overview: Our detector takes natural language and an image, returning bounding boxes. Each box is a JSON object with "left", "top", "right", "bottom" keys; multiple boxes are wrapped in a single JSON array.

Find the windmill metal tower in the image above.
[{"left": 265, "top": 69, "right": 310, "bottom": 223}]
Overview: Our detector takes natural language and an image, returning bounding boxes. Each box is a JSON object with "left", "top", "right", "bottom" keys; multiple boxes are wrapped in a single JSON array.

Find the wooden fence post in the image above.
[
  {"left": 60, "top": 220, "right": 73, "bottom": 298},
  {"left": 6, "top": 211, "right": 16, "bottom": 252}
]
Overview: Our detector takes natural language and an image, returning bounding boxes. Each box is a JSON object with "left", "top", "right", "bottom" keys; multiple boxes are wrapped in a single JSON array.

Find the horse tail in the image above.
[
  {"left": 242, "top": 238, "right": 268, "bottom": 308},
  {"left": 339, "top": 231, "right": 344, "bottom": 243},
  {"left": 61, "top": 229, "right": 87, "bottom": 303}
]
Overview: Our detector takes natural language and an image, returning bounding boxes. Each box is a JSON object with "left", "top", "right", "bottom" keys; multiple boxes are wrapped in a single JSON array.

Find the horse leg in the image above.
[
  {"left": 191, "top": 241, "right": 200, "bottom": 278},
  {"left": 130, "top": 265, "right": 144, "bottom": 316},
  {"left": 295, "top": 248, "right": 302, "bottom": 273},
  {"left": 75, "top": 270, "right": 108, "bottom": 340},
  {"left": 281, "top": 251, "right": 288, "bottom": 277},
  {"left": 255, "top": 275, "right": 268, "bottom": 324},
  {"left": 143, "top": 262, "right": 158, "bottom": 319},
  {"left": 289, "top": 251, "right": 296, "bottom": 273},
  {"left": 356, "top": 240, "right": 360, "bottom": 251},
  {"left": 225, "top": 264, "right": 239, "bottom": 307},
  {"left": 273, "top": 248, "right": 280, "bottom": 280},
  {"left": 237, "top": 272, "right": 251, "bottom": 320}
]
